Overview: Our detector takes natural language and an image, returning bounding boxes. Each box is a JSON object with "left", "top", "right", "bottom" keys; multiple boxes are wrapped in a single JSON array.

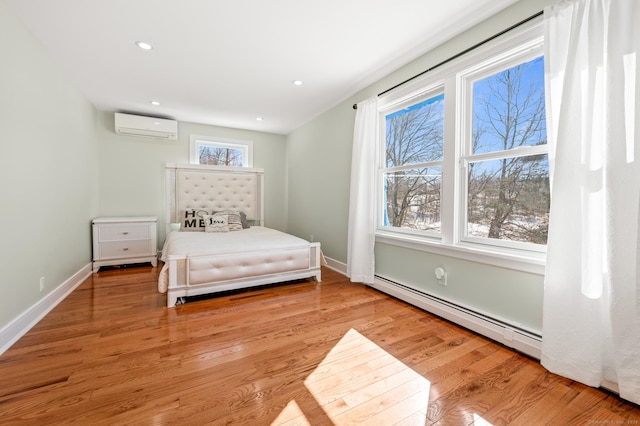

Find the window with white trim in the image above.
[
  {"left": 377, "top": 20, "right": 547, "bottom": 261},
  {"left": 382, "top": 91, "right": 444, "bottom": 235},
  {"left": 189, "top": 135, "right": 253, "bottom": 167}
]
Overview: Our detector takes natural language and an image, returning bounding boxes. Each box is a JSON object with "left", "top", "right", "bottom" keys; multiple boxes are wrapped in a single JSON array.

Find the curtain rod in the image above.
[{"left": 352, "top": 10, "right": 543, "bottom": 110}]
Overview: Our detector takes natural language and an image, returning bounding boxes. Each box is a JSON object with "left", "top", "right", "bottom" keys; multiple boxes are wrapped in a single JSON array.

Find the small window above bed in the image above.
[{"left": 189, "top": 135, "right": 253, "bottom": 167}]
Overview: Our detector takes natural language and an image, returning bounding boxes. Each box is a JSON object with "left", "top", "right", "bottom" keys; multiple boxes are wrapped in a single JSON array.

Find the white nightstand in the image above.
[{"left": 92, "top": 216, "right": 158, "bottom": 273}]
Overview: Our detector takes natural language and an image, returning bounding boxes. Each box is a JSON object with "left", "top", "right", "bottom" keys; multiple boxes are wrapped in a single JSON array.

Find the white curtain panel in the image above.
[
  {"left": 347, "top": 96, "right": 379, "bottom": 284},
  {"left": 542, "top": 0, "right": 640, "bottom": 404}
]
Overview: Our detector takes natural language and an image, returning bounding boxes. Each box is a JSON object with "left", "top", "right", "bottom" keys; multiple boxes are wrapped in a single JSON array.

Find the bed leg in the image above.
[{"left": 167, "top": 294, "right": 179, "bottom": 308}]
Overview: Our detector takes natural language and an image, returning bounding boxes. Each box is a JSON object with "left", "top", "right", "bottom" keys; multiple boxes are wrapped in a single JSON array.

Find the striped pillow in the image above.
[{"left": 213, "top": 210, "right": 243, "bottom": 231}]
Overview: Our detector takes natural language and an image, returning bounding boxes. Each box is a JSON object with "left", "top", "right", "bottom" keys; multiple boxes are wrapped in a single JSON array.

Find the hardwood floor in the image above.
[{"left": 1, "top": 266, "right": 638, "bottom": 425}]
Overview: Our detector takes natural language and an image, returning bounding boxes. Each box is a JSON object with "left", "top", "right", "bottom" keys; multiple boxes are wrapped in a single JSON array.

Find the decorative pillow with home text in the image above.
[{"left": 180, "top": 209, "right": 210, "bottom": 231}]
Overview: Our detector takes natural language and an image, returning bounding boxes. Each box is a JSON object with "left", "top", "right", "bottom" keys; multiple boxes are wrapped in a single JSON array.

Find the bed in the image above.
[{"left": 159, "top": 163, "right": 322, "bottom": 307}]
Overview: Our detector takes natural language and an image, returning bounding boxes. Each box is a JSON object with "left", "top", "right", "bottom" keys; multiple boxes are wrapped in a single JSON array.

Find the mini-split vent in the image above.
[
  {"left": 114, "top": 112, "right": 178, "bottom": 140},
  {"left": 371, "top": 275, "right": 543, "bottom": 359}
]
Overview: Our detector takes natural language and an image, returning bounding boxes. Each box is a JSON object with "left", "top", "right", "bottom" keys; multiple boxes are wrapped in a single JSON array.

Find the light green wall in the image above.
[
  {"left": 375, "top": 244, "right": 544, "bottom": 331},
  {"left": 96, "top": 113, "right": 288, "bottom": 246},
  {"left": 286, "top": 105, "right": 354, "bottom": 259},
  {"left": 0, "top": 2, "right": 99, "bottom": 330},
  {"left": 286, "top": 0, "right": 552, "bottom": 333}
]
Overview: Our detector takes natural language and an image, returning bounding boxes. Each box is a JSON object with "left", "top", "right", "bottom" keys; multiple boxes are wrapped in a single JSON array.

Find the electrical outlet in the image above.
[
  {"left": 434, "top": 267, "right": 447, "bottom": 286},
  {"left": 39, "top": 276, "right": 46, "bottom": 292}
]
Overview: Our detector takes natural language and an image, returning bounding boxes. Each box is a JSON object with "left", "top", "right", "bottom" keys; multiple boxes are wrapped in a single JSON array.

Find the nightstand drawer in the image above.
[
  {"left": 98, "top": 240, "right": 152, "bottom": 259},
  {"left": 98, "top": 224, "right": 150, "bottom": 241}
]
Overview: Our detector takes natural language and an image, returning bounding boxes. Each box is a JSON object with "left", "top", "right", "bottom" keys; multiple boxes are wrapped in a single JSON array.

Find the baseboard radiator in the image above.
[{"left": 370, "top": 275, "right": 542, "bottom": 360}]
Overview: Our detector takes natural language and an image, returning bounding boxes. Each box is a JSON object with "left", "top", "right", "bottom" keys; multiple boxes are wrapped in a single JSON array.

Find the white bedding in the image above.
[{"left": 158, "top": 227, "right": 311, "bottom": 293}]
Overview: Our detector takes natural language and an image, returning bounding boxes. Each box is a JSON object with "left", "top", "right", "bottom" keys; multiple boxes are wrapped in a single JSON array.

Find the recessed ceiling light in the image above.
[
  {"left": 150, "top": 100, "right": 160, "bottom": 106},
  {"left": 292, "top": 80, "right": 303, "bottom": 86},
  {"left": 135, "top": 41, "right": 153, "bottom": 50},
  {"left": 256, "top": 117, "right": 264, "bottom": 121}
]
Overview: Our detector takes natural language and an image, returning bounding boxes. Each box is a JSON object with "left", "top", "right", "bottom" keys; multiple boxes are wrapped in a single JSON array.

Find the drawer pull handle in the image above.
[
  {"left": 122, "top": 232, "right": 129, "bottom": 235},
  {"left": 123, "top": 248, "right": 129, "bottom": 251}
]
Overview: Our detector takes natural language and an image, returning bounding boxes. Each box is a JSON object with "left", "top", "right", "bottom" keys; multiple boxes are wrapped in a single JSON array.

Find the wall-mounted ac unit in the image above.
[{"left": 114, "top": 113, "right": 178, "bottom": 140}]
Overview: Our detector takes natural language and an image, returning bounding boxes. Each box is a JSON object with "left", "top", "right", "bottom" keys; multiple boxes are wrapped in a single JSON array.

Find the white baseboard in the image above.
[
  {"left": 370, "top": 276, "right": 542, "bottom": 359},
  {"left": 323, "top": 258, "right": 541, "bottom": 359},
  {"left": 0, "top": 263, "right": 92, "bottom": 356},
  {"left": 323, "top": 256, "right": 347, "bottom": 275}
]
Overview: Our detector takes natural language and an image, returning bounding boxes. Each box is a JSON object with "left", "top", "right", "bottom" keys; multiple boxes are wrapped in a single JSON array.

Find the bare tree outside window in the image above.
[
  {"left": 467, "top": 57, "right": 549, "bottom": 244},
  {"left": 199, "top": 146, "right": 244, "bottom": 166},
  {"left": 384, "top": 95, "right": 444, "bottom": 232}
]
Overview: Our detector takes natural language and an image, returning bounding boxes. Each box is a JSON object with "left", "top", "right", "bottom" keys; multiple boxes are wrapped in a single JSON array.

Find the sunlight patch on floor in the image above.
[
  {"left": 271, "top": 400, "right": 312, "bottom": 425},
  {"left": 473, "top": 413, "right": 494, "bottom": 425},
  {"left": 273, "top": 328, "right": 431, "bottom": 425}
]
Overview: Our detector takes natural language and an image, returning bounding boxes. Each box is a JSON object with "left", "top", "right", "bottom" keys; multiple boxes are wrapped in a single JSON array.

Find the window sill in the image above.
[{"left": 375, "top": 231, "right": 546, "bottom": 275}]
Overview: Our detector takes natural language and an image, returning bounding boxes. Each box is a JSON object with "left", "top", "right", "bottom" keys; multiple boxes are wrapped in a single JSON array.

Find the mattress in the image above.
[{"left": 158, "top": 226, "right": 312, "bottom": 293}]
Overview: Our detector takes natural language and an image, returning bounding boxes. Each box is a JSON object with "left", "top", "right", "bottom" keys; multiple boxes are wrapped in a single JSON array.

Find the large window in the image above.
[
  {"left": 189, "top": 135, "right": 253, "bottom": 167},
  {"left": 377, "top": 20, "right": 546, "bottom": 264}
]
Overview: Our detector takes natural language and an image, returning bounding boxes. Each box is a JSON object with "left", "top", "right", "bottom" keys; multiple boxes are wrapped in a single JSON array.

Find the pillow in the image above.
[
  {"left": 239, "top": 211, "right": 250, "bottom": 229},
  {"left": 180, "top": 209, "right": 210, "bottom": 231},
  {"left": 213, "top": 210, "right": 243, "bottom": 231},
  {"left": 204, "top": 214, "right": 229, "bottom": 233}
]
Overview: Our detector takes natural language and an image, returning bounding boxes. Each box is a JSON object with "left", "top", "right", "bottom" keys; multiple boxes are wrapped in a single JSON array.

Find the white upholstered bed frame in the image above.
[{"left": 162, "top": 163, "right": 322, "bottom": 307}]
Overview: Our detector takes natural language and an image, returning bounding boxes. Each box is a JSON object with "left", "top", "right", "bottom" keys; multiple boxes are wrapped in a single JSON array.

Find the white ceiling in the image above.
[{"left": 6, "top": 0, "right": 518, "bottom": 134}]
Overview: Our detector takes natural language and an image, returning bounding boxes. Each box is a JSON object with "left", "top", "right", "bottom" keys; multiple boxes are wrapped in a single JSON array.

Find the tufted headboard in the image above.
[{"left": 165, "top": 163, "right": 264, "bottom": 230}]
